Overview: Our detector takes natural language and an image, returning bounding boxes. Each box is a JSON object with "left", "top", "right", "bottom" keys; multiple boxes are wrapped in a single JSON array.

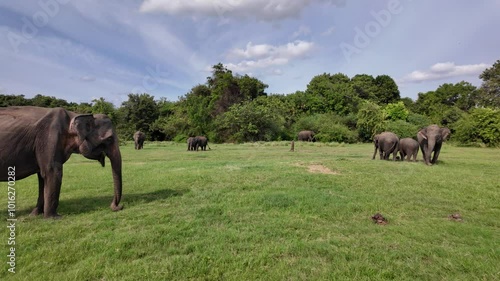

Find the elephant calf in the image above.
[{"left": 399, "top": 138, "right": 419, "bottom": 162}]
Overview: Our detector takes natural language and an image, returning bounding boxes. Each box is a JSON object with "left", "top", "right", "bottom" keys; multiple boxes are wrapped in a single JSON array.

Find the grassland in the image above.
[{"left": 1, "top": 142, "right": 499, "bottom": 280}]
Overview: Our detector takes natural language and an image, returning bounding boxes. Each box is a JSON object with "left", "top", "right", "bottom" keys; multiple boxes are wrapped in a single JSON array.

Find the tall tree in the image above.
[
  {"left": 374, "top": 75, "right": 400, "bottom": 104},
  {"left": 351, "top": 74, "right": 377, "bottom": 101},
  {"left": 121, "top": 93, "right": 159, "bottom": 135},
  {"left": 478, "top": 60, "right": 500, "bottom": 108}
]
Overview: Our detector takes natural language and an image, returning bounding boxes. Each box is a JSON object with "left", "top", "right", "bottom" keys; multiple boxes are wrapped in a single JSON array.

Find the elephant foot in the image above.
[
  {"left": 30, "top": 207, "right": 43, "bottom": 216},
  {"left": 43, "top": 213, "right": 62, "bottom": 219},
  {"left": 426, "top": 162, "right": 433, "bottom": 166}
]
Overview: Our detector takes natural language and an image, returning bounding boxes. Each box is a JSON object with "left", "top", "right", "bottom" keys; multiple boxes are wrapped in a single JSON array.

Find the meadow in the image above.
[{"left": 1, "top": 142, "right": 499, "bottom": 280}]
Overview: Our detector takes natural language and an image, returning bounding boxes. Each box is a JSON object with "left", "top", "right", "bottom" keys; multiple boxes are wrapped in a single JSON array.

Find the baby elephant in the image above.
[{"left": 399, "top": 138, "right": 419, "bottom": 162}]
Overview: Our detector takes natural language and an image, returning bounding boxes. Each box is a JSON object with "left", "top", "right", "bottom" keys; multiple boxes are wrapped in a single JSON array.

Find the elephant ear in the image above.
[
  {"left": 418, "top": 128, "right": 428, "bottom": 140},
  {"left": 70, "top": 114, "right": 96, "bottom": 143},
  {"left": 441, "top": 127, "right": 451, "bottom": 141}
]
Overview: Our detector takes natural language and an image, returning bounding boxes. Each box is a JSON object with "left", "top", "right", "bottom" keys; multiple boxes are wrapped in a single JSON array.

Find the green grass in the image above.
[{"left": 1, "top": 142, "right": 499, "bottom": 280}]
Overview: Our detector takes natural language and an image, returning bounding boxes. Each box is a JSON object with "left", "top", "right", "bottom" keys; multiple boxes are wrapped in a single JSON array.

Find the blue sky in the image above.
[{"left": 1, "top": 0, "right": 499, "bottom": 106}]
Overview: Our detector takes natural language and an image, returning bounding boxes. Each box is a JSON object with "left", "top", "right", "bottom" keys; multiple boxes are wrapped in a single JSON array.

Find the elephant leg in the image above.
[
  {"left": 42, "top": 165, "right": 63, "bottom": 218},
  {"left": 431, "top": 143, "right": 442, "bottom": 164},
  {"left": 30, "top": 172, "right": 45, "bottom": 216}
]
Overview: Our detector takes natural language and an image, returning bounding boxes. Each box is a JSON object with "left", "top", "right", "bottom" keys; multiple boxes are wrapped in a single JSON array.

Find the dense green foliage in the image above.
[
  {"left": 1, "top": 143, "right": 499, "bottom": 280},
  {"left": 2, "top": 61, "right": 500, "bottom": 146}
]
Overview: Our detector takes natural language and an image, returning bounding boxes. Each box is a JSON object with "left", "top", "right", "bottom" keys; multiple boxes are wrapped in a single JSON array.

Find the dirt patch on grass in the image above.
[{"left": 294, "top": 162, "right": 339, "bottom": 175}]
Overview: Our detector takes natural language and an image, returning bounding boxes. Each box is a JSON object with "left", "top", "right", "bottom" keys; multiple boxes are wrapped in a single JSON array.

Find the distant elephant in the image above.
[
  {"left": 133, "top": 131, "right": 145, "bottom": 150},
  {"left": 0, "top": 106, "right": 123, "bottom": 218},
  {"left": 195, "top": 136, "right": 209, "bottom": 151},
  {"left": 187, "top": 136, "right": 197, "bottom": 151},
  {"left": 372, "top": 132, "right": 399, "bottom": 160},
  {"left": 298, "top": 130, "right": 316, "bottom": 142},
  {"left": 399, "top": 138, "right": 419, "bottom": 162},
  {"left": 417, "top": 125, "right": 451, "bottom": 165}
]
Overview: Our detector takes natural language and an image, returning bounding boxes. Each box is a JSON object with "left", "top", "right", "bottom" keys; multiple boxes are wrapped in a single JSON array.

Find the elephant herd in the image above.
[
  {"left": 133, "top": 131, "right": 210, "bottom": 152},
  {"left": 0, "top": 106, "right": 452, "bottom": 219},
  {"left": 372, "top": 125, "right": 451, "bottom": 165}
]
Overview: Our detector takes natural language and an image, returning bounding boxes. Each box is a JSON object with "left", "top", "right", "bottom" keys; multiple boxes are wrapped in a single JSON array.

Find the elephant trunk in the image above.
[
  {"left": 426, "top": 138, "right": 436, "bottom": 165},
  {"left": 107, "top": 139, "right": 123, "bottom": 211}
]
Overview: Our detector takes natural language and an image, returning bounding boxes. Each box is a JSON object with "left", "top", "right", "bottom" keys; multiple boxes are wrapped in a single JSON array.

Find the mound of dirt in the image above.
[
  {"left": 448, "top": 213, "right": 463, "bottom": 222},
  {"left": 372, "top": 213, "right": 388, "bottom": 225}
]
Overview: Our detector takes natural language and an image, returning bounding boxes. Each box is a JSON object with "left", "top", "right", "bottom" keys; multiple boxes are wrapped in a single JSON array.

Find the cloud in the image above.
[
  {"left": 292, "top": 25, "right": 311, "bottom": 39},
  {"left": 139, "top": 0, "right": 345, "bottom": 21},
  {"left": 400, "top": 62, "right": 490, "bottom": 83},
  {"left": 224, "top": 40, "right": 314, "bottom": 73},
  {"left": 321, "top": 26, "right": 336, "bottom": 36}
]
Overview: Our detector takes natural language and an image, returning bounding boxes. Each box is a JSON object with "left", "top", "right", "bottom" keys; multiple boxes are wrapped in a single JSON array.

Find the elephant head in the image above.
[
  {"left": 417, "top": 125, "right": 450, "bottom": 165},
  {"left": 69, "top": 114, "right": 123, "bottom": 211}
]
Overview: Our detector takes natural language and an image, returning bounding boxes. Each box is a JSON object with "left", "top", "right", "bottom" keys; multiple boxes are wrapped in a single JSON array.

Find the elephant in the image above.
[
  {"left": 298, "top": 130, "right": 316, "bottom": 142},
  {"left": 187, "top": 137, "right": 197, "bottom": 151},
  {"left": 372, "top": 132, "right": 399, "bottom": 160},
  {"left": 195, "top": 136, "right": 209, "bottom": 151},
  {"left": 133, "top": 131, "right": 145, "bottom": 150},
  {"left": 398, "top": 138, "right": 419, "bottom": 162},
  {"left": 0, "top": 106, "right": 123, "bottom": 218},
  {"left": 417, "top": 125, "right": 451, "bottom": 165}
]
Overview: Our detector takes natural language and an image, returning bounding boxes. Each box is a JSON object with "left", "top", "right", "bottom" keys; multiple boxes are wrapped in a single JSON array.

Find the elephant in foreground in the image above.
[
  {"left": 399, "top": 138, "right": 419, "bottom": 162},
  {"left": 417, "top": 125, "right": 451, "bottom": 165},
  {"left": 133, "top": 131, "right": 145, "bottom": 150},
  {"left": 0, "top": 106, "right": 123, "bottom": 218},
  {"left": 372, "top": 132, "right": 399, "bottom": 160},
  {"left": 298, "top": 130, "right": 316, "bottom": 142}
]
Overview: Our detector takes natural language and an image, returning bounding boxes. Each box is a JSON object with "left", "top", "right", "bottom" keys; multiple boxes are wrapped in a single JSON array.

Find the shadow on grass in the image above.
[{"left": 14, "top": 188, "right": 189, "bottom": 217}]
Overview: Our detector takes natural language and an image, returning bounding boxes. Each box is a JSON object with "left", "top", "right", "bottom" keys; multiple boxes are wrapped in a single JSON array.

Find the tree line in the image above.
[{"left": 2, "top": 61, "right": 499, "bottom": 146}]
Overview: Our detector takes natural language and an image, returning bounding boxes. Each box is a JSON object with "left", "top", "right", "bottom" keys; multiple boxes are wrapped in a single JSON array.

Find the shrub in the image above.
[
  {"left": 385, "top": 120, "right": 419, "bottom": 139},
  {"left": 316, "top": 123, "right": 358, "bottom": 143}
]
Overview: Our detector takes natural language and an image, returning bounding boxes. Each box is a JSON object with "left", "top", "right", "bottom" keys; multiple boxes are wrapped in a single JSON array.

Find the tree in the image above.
[
  {"left": 384, "top": 101, "right": 409, "bottom": 121},
  {"left": 351, "top": 74, "right": 377, "bottom": 101},
  {"left": 121, "top": 93, "right": 159, "bottom": 137},
  {"left": 374, "top": 75, "right": 400, "bottom": 104},
  {"left": 478, "top": 60, "right": 500, "bottom": 108},
  {"left": 215, "top": 96, "right": 286, "bottom": 142},
  {"left": 0, "top": 94, "right": 30, "bottom": 106},
  {"left": 356, "top": 101, "right": 386, "bottom": 141}
]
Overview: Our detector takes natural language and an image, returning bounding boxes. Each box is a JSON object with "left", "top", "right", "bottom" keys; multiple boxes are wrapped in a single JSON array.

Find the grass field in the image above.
[{"left": 1, "top": 141, "right": 499, "bottom": 280}]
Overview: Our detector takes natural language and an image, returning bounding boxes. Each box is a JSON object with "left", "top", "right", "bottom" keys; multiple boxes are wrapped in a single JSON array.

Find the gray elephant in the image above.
[
  {"left": 195, "top": 136, "right": 209, "bottom": 151},
  {"left": 133, "top": 131, "right": 145, "bottom": 150},
  {"left": 0, "top": 106, "right": 123, "bottom": 218},
  {"left": 298, "top": 130, "right": 316, "bottom": 142},
  {"left": 372, "top": 132, "right": 399, "bottom": 160},
  {"left": 398, "top": 138, "right": 419, "bottom": 162},
  {"left": 417, "top": 125, "right": 451, "bottom": 165},
  {"left": 187, "top": 136, "right": 197, "bottom": 151}
]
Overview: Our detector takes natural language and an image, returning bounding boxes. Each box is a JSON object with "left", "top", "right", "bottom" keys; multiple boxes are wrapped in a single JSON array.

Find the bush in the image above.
[
  {"left": 453, "top": 108, "right": 500, "bottom": 147},
  {"left": 385, "top": 120, "right": 419, "bottom": 139},
  {"left": 315, "top": 123, "right": 358, "bottom": 143},
  {"left": 407, "top": 113, "right": 432, "bottom": 129}
]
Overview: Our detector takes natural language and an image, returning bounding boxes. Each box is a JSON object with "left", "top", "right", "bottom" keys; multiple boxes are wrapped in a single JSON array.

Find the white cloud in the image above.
[
  {"left": 224, "top": 40, "right": 314, "bottom": 73},
  {"left": 139, "top": 0, "right": 344, "bottom": 21},
  {"left": 400, "top": 62, "right": 490, "bottom": 83}
]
